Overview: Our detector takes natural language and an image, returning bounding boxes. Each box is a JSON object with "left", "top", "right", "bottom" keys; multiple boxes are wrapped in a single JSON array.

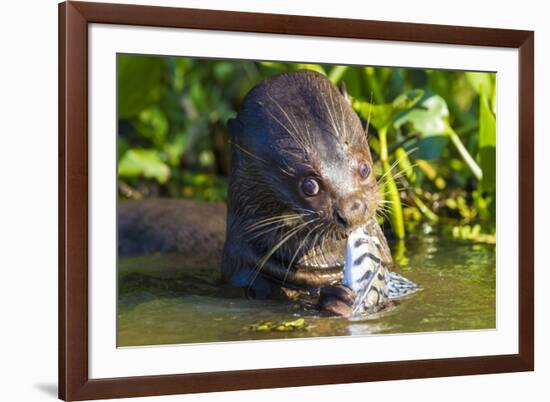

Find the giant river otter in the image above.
[{"left": 222, "top": 70, "right": 417, "bottom": 316}]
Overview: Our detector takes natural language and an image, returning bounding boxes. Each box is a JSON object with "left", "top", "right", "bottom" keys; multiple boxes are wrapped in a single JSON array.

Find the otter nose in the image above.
[
  {"left": 333, "top": 209, "right": 349, "bottom": 228},
  {"left": 333, "top": 198, "right": 366, "bottom": 228}
]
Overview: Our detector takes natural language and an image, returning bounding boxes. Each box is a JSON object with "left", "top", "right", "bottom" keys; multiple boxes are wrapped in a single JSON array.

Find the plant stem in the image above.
[
  {"left": 365, "top": 67, "right": 384, "bottom": 104},
  {"left": 446, "top": 124, "right": 483, "bottom": 181},
  {"left": 379, "top": 126, "right": 405, "bottom": 239},
  {"left": 328, "top": 65, "right": 348, "bottom": 84},
  {"left": 412, "top": 193, "right": 439, "bottom": 222},
  {"left": 394, "top": 147, "right": 416, "bottom": 182}
]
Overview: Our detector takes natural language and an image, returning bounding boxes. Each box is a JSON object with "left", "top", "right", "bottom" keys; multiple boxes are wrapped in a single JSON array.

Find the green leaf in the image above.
[
  {"left": 133, "top": 106, "right": 169, "bottom": 148},
  {"left": 394, "top": 95, "right": 449, "bottom": 159},
  {"left": 172, "top": 58, "right": 188, "bottom": 91},
  {"left": 364, "top": 67, "right": 384, "bottom": 104},
  {"left": 478, "top": 93, "right": 496, "bottom": 190},
  {"left": 118, "top": 55, "right": 166, "bottom": 118},
  {"left": 117, "top": 137, "right": 129, "bottom": 161},
  {"left": 164, "top": 134, "right": 186, "bottom": 167},
  {"left": 353, "top": 101, "right": 392, "bottom": 129},
  {"left": 395, "top": 95, "right": 483, "bottom": 180},
  {"left": 328, "top": 65, "right": 348, "bottom": 84},
  {"left": 417, "top": 135, "right": 449, "bottom": 160},
  {"left": 338, "top": 68, "right": 364, "bottom": 98},
  {"left": 213, "top": 62, "right": 236, "bottom": 81},
  {"left": 293, "top": 64, "right": 326, "bottom": 75},
  {"left": 118, "top": 149, "right": 170, "bottom": 183},
  {"left": 353, "top": 89, "right": 423, "bottom": 129},
  {"left": 392, "top": 89, "right": 424, "bottom": 111},
  {"left": 396, "top": 95, "right": 449, "bottom": 133},
  {"left": 465, "top": 72, "right": 494, "bottom": 96},
  {"left": 257, "top": 62, "right": 289, "bottom": 71}
]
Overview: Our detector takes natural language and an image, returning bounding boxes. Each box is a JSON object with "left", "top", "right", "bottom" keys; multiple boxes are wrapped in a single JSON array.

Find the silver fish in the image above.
[{"left": 343, "top": 226, "right": 418, "bottom": 315}]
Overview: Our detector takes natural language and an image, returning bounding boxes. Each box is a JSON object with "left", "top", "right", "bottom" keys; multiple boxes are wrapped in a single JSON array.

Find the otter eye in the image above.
[
  {"left": 301, "top": 177, "right": 320, "bottom": 197},
  {"left": 359, "top": 162, "right": 371, "bottom": 179}
]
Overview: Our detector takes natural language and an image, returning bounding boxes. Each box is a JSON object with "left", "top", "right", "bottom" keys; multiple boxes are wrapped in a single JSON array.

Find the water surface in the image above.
[{"left": 117, "top": 228, "right": 496, "bottom": 346}]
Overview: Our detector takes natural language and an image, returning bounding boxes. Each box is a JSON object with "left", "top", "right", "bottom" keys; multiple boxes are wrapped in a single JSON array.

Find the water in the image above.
[{"left": 117, "top": 228, "right": 496, "bottom": 347}]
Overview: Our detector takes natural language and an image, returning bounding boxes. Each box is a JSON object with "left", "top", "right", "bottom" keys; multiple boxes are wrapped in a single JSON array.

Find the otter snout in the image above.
[{"left": 333, "top": 198, "right": 367, "bottom": 229}]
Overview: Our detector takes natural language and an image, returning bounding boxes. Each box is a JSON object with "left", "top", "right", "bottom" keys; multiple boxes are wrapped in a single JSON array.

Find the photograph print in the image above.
[{"left": 116, "top": 54, "right": 496, "bottom": 347}]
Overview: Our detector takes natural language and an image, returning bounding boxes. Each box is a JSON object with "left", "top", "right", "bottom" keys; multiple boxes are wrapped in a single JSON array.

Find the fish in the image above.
[{"left": 342, "top": 225, "right": 419, "bottom": 315}]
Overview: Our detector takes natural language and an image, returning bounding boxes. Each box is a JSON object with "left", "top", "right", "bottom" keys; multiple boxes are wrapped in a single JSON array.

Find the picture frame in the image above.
[{"left": 59, "top": 1, "right": 534, "bottom": 400}]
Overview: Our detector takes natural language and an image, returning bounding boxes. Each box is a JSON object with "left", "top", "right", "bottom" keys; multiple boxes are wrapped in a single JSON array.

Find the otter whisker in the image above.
[
  {"left": 336, "top": 89, "right": 348, "bottom": 142},
  {"left": 230, "top": 141, "right": 269, "bottom": 165},
  {"left": 265, "top": 109, "right": 310, "bottom": 154},
  {"left": 377, "top": 181, "right": 412, "bottom": 195},
  {"left": 282, "top": 221, "right": 322, "bottom": 286},
  {"left": 245, "top": 219, "right": 302, "bottom": 235},
  {"left": 328, "top": 87, "right": 346, "bottom": 141},
  {"left": 245, "top": 213, "right": 307, "bottom": 233},
  {"left": 248, "top": 219, "right": 314, "bottom": 290},
  {"left": 303, "top": 124, "right": 314, "bottom": 150},
  {"left": 377, "top": 198, "right": 413, "bottom": 215},
  {"left": 248, "top": 213, "right": 316, "bottom": 240},
  {"left": 246, "top": 213, "right": 302, "bottom": 227},
  {"left": 320, "top": 226, "right": 329, "bottom": 265},
  {"left": 376, "top": 208, "right": 392, "bottom": 228},
  {"left": 377, "top": 147, "right": 419, "bottom": 185},
  {"left": 377, "top": 205, "right": 393, "bottom": 216},
  {"left": 254, "top": 211, "right": 311, "bottom": 223},
  {"left": 378, "top": 183, "right": 413, "bottom": 195},
  {"left": 269, "top": 116, "right": 299, "bottom": 145},
  {"left": 377, "top": 200, "right": 395, "bottom": 212},
  {"left": 279, "top": 168, "right": 294, "bottom": 177},
  {"left": 378, "top": 164, "right": 418, "bottom": 186},
  {"left": 377, "top": 158, "right": 404, "bottom": 184},
  {"left": 249, "top": 221, "right": 296, "bottom": 241},
  {"left": 268, "top": 94, "right": 305, "bottom": 141},
  {"left": 278, "top": 160, "right": 295, "bottom": 177},
  {"left": 310, "top": 224, "right": 323, "bottom": 251},
  {"left": 379, "top": 185, "right": 410, "bottom": 196},
  {"left": 293, "top": 207, "right": 317, "bottom": 215},
  {"left": 376, "top": 208, "right": 389, "bottom": 219},
  {"left": 320, "top": 94, "right": 341, "bottom": 140},
  {"left": 378, "top": 199, "right": 403, "bottom": 209},
  {"left": 266, "top": 94, "right": 311, "bottom": 150}
]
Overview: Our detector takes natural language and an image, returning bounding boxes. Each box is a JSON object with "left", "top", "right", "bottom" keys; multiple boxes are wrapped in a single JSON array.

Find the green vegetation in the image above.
[
  {"left": 249, "top": 318, "right": 309, "bottom": 332},
  {"left": 117, "top": 54, "right": 496, "bottom": 242}
]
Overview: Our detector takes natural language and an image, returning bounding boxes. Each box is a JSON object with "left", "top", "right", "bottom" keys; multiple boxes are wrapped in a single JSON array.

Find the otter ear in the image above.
[
  {"left": 338, "top": 81, "right": 351, "bottom": 106},
  {"left": 227, "top": 117, "right": 244, "bottom": 139}
]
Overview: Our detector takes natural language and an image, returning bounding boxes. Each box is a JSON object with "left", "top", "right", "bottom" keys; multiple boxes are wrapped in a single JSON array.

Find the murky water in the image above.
[{"left": 117, "top": 228, "right": 496, "bottom": 347}]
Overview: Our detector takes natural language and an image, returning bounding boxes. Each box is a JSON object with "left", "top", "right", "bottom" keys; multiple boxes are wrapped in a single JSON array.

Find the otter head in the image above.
[{"left": 228, "top": 70, "right": 380, "bottom": 236}]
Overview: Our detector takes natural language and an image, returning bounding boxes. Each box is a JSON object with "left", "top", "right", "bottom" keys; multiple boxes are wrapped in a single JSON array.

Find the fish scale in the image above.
[{"left": 343, "top": 226, "right": 418, "bottom": 315}]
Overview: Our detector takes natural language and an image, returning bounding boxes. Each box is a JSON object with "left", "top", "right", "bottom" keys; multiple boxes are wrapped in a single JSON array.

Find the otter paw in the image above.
[{"left": 319, "top": 285, "right": 356, "bottom": 317}]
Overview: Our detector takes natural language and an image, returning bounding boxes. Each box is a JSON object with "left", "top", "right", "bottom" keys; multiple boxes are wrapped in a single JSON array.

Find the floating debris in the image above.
[
  {"left": 249, "top": 318, "right": 309, "bottom": 332},
  {"left": 452, "top": 224, "right": 496, "bottom": 244}
]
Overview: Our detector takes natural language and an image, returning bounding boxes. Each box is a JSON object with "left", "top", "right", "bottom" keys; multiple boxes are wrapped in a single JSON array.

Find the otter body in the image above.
[{"left": 222, "top": 70, "right": 414, "bottom": 315}]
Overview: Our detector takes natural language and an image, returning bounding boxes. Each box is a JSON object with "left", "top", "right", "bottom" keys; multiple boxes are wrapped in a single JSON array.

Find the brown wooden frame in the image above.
[{"left": 59, "top": 1, "right": 534, "bottom": 400}]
